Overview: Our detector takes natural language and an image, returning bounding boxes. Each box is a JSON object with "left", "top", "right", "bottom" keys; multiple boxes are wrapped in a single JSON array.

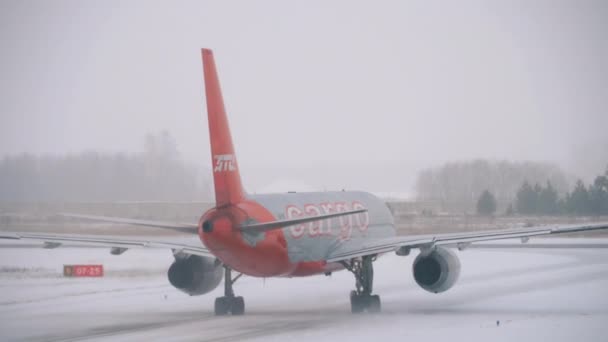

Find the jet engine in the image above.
[
  {"left": 168, "top": 255, "right": 223, "bottom": 296},
  {"left": 412, "top": 246, "right": 460, "bottom": 293}
]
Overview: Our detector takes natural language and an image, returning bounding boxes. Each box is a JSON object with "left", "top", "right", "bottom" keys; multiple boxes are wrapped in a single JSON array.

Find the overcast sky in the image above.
[{"left": 1, "top": 0, "right": 607, "bottom": 194}]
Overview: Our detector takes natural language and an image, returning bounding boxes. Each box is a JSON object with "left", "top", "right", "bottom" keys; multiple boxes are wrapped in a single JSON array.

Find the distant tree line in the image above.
[
  {"left": 514, "top": 168, "right": 608, "bottom": 216},
  {"left": 416, "top": 159, "right": 571, "bottom": 211},
  {"left": 514, "top": 181, "right": 560, "bottom": 215},
  {"left": 0, "top": 132, "right": 212, "bottom": 202}
]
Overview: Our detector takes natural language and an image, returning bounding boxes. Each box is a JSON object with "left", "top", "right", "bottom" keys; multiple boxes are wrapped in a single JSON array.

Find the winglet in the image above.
[{"left": 202, "top": 49, "right": 245, "bottom": 207}]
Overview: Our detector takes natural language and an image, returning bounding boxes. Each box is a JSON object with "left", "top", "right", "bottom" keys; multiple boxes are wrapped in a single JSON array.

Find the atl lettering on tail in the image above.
[{"left": 213, "top": 154, "right": 237, "bottom": 172}]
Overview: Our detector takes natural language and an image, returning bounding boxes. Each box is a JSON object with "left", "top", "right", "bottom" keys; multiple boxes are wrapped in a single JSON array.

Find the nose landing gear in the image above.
[
  {"left": 214, "top": 266, "right": 245, "bottom": 316},
  {"left": 341, "top": 255, "right": 381, "bottom": 314}
]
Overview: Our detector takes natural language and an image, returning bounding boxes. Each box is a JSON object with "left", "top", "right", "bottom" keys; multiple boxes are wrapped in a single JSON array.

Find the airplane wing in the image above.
[
  {"left": 463, "top": 241, "right": 608, "bottom": 249},
  {"left": 326, "top": 222, "right": 608, "bottom": 262},
  {"left": 0, "top": 231, "right": 213, "bottom": 257}
]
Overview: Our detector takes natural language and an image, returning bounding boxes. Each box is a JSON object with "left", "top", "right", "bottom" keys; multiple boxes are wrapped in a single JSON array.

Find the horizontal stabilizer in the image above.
[
  {"left": 239, "top": 208, "right": 367, "bottom": 233},
  {"left": 60, "top": 213, "right": 199, "bottom": 234}
]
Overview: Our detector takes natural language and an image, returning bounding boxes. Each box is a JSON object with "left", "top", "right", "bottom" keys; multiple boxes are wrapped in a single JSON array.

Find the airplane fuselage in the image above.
[{"left": 199, "top": 191, "right": 395, "bottom": 277}]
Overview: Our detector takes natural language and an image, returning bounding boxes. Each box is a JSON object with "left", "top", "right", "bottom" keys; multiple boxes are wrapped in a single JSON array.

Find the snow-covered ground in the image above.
[{"left": 1, "top": 240, "right": 607, "bottom": 341}]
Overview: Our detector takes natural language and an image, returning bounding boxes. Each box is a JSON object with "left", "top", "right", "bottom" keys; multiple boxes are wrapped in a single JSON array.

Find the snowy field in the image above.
[{"left": 1, "top": 240, "right": 607, "bottom": 341}]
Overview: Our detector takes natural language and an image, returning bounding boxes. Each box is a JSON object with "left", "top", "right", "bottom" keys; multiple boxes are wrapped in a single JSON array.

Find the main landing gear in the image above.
[
  {"left": 341, "top": 255, "right": 381, "bottom": 314},
  {"left": 214, "top": 266, "right": 245, "bottom": 316}
]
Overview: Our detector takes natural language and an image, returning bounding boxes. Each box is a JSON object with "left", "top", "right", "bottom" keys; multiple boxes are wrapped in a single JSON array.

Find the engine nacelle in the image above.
[
  {"left": 168, "top": 255, "right": 223, "bottom": 296},
  {"left": 412, "top": 246, "right": 461, "bottom": 293}
]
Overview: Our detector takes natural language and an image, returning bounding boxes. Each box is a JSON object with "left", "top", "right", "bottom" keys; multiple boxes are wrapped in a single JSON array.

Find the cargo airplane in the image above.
[{"left": 3, "top": 49, "right": 608, "bottom": 316}]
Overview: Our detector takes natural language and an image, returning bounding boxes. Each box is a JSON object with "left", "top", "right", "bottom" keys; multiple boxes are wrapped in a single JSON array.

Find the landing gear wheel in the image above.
[
  {"left": 232, "top": 296, "right": 245, "bottom": 315},
  {"left": 368, "top": 295, "right": 381, "bottom": 313},
  {"left": 350, "top": 291, "right": 364, "bottom": 314},
  {"left": 214, "top": 297, "right": 230, "bottom": 316},
  {"left": 349, "top": 293, "right": 381, "bottom": 313},
  {"left": 343, "top": 256, "right": 382, "bottom": 314},
  {"left": 214, "top": 266, "right": 246, "bottom": 316}
]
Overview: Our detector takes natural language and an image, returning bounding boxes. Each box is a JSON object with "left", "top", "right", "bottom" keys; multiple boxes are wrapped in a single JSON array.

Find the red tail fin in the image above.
[{"left": 201, "top": 49, "right": 245, "bottom": 207}]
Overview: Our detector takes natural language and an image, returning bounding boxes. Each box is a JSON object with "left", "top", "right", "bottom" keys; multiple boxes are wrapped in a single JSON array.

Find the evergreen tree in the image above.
[
  {"left": 567, "top": 180, "right": 590, "bottom": 215},
  {"left": 588, "top": 170, "right": 608, "bottom": 215},
  {"left": 516, "top": 181, "right": 536, "bottom": 215},
  {"left": 476, "top": 190, "right": 497, "bottom": 216},
  {"left": 539, "top": 181, "right": 559, "bottom": 215}
]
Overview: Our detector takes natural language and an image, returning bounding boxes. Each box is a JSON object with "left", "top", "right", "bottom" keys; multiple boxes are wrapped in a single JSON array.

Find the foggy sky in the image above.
[{"left": 1, "top": 0, "right": 607, "bottom": 195}]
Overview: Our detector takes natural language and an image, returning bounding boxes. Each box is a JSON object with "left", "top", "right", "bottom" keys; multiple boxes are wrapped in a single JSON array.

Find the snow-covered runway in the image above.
[{"left": 1, "top": 240, "right": 607, "bottom": 341}]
